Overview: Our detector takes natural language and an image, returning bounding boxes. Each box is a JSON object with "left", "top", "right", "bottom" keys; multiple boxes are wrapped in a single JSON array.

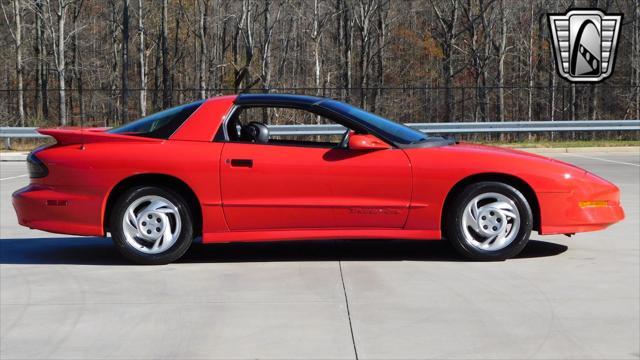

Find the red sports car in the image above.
[{"left": 13, "top": 94, "right": 624, "bottom": 264}]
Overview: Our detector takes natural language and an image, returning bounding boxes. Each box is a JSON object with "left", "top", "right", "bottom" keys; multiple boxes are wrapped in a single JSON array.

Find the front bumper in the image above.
[
  {"left": 12, "top": 184, "right": 104, "bottom": 236},
  {"left": 538, "top": 172, "right": 625, "bottom": 235}
]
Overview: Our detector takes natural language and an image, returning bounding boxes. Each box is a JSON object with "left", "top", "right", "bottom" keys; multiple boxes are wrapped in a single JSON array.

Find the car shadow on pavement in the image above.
[{"left": 0, "top": 237, "right": 567, "bottom": 265}]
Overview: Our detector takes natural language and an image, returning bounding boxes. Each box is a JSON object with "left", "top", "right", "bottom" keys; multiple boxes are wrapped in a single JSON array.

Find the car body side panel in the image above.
[
  {"left": 403, "top": 143, "right": 623, "bottom": 234},
  {"left": 15, "top": 96, "right": 238, "bottom": 237},
  {"left": 219, "top": 143, "right": 412, "bottom": 230},
  {"left": 17, "top": 140, "right": 227, "bottom": 237}
]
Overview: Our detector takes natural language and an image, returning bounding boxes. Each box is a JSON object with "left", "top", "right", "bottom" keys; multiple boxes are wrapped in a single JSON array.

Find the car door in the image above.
[{"left": 219, "top": 106, "right": 412, "bottom": 231}]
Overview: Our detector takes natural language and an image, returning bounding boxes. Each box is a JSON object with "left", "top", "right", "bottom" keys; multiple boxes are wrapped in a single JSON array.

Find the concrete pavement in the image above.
[{"left": 1, "top": 151, "right": 638, "bottom": 359}]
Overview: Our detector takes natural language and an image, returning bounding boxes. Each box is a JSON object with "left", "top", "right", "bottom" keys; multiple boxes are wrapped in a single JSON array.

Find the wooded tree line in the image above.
[{"left": 1, "top": 0, "right": 639, "bottom": 128}]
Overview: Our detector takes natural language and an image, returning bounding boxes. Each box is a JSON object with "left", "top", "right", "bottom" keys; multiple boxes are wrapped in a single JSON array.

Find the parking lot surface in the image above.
[{"left": 1, "top": 150, "right": 639, "bottom": 359}]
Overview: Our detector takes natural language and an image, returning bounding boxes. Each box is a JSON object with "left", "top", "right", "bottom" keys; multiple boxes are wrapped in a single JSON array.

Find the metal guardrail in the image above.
[
  {"left": 1, "top": 127, "right": 47, "bottom": 138},
  {"left": 267, "top": 120, "right": 640, "bottom": 135},
  {"left": 2, "top": 120, "right": 639, "bottom": 147}
]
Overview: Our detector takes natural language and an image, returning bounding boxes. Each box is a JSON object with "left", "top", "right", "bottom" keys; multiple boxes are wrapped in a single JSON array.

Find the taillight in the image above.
[{"left": 27, "top": 151, "right": 48, "bottom": 178}]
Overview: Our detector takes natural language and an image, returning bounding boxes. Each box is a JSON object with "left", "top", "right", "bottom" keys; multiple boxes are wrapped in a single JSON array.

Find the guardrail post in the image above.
[{"left": 4, "top": 137, "right": 10, "bottom": 150}]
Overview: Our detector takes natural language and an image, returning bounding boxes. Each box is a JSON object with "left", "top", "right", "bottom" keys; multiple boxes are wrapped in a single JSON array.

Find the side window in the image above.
[{"left": 228, "top": 106, "right": 345, "bottom": 147}]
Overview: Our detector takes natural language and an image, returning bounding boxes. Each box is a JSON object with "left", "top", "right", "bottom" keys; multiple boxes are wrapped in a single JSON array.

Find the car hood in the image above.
[
  {"left": 404, "top": 141, "right": 591, "bottom": 187},
  {"left": 449, "top": 142, "right": 587, "bottom": 172},
  {"left": 402, "top": 141, "right": 596, "bottom": 194}
]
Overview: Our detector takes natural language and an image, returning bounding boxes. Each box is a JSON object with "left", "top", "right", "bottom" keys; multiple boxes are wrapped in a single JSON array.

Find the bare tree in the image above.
[
  {"left": 372, "top": 0, "right": 386, "bottom": 112},
  {"left": 121, "top": 0, "right": 130, "bottom": 121},
  {"left": 171, "top": 4, "right": 184, "bottom": 104},
  {"left": 212, "top": 0, "right": 231, "bottom": 91},
  {"left": 259, "top": 0, "right": 282, "bottom": 92},
  {"left": 274, "top": 4, "right": 292, "bottom": 88},
  {"left": 161, "top": 0, "right": 170, "bottom": 107},
  {"left": 13, "top": 0, "right": 23, "bottom": 125},
  {"left": 137, "top": 0, "right": 146, "bottom": 116},
  {"left": 460, "top": 0, "right": 497, "bottom": 122},
  {"left": 490, "top": 0, "right": 510, "bottom": 122},
  {"left": 36, "top": 0, "right": 49, "bottom": 119},
  {"left": 234, "top": 0, "right": 259, "bottom": 91},
  {"left": 527, "top": 1, "right": 535, "bottom": 122},
  {"left": 152, "top": 23, "right": 160, "bottom": 111},
  {"left": 71, "top": 0, "right": 83, "bottom": 122},
  {"left": 41, "top": 0, "right": 73, "bottom": 125},
  {"left": 309, "top": 0, "right": 333, "bottom": 95},
  {"left": 2, "top": 0, "right": 25, "bottom": 125},
  {"left": 336, "top": 0, "right": 353, "bottom": 101},
  {"left": 34, "top": 0, "right": 46, "bottom": 119},
  {"left": 354, "top": 0, "right": 380, "bottom": 108},
  {"left": 547, "top": 16, "right": 557, "bottom": 122},
  {"left": 197, "top": 0, "right": 210, "bottom": 98},
  {"left": 430, "top": 0, "right": 463, "bottom": 122},
  {"left": 108, "top": 0, "right": 120, "bottom": 124},
  {"left": 633, "top": 2, "right": 640, "bottom": 119}
]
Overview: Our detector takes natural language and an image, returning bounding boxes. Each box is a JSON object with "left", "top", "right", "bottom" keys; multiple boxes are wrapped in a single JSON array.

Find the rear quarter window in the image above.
[{"left": 107, "top": 100, "right": 204, "bottom": 139}]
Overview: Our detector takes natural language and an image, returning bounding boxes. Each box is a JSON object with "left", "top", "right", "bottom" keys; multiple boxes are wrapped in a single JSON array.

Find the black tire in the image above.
[
  {"left": 445, "top": 181, "right": 533, "bottom": 261},
  {"left": 110, "top": 186, "right": 194, "bottom": 265}
]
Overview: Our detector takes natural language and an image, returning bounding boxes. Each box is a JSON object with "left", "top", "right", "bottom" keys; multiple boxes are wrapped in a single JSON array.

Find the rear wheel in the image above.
[
  {"left": 110, "top": 186, "right": 193, "bottom": 265},
  {"left": 445, "top": 181, "right": 533, "bottom": 261}
]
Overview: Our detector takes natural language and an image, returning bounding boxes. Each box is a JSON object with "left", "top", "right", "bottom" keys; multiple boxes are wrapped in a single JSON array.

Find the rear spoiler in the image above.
[{"left": 38, "top": 127, "right": 161, "bottom": 146}]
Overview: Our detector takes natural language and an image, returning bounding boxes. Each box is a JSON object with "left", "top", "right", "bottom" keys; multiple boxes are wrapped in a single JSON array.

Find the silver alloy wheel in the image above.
[
  {"left": 461, "top": 192, "right": 520, "bottom": 251},
  {"left": 122, "top": 195, "right": 182, "bottom": 254}
]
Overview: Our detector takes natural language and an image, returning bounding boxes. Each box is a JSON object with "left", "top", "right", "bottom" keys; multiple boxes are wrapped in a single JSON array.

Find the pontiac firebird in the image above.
[{"left": 13, "top": 94, "right": 624, "bottom": 264}]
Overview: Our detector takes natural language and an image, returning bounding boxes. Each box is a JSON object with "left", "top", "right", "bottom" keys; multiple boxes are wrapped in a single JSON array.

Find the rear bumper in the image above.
[{"left": 12, "top": 184, "right": 104, "bottom": 236}]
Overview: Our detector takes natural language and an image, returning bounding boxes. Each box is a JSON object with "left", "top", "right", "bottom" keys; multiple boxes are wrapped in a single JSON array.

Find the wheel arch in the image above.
[
  {"left": 103, "top": 173, "right": 203, "bottom": 236},
  {"left": 441, "top": 173, "right": 541, "bottom": 233}
]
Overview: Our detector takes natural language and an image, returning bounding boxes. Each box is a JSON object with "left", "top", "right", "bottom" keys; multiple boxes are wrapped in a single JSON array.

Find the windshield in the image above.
[
  {"left": 320, "top": 100, "right": 428, "bottom": 144},
  {"left": 107, "top": 100, "right": 204, "bottom": 139}
]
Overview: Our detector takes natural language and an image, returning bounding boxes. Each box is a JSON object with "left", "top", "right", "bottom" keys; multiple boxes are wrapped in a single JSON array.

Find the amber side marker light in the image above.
[{"left": 579, "top": 201, "right": 610, "bottom": 208}]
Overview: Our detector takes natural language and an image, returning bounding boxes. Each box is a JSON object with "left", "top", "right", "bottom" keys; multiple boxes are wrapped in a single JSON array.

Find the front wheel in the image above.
[
  {"left": 110, "top": 186, "right": 194, "bottom": 265},
  {"left": 445, "top": 181, "right": 533, "bottom": 261}
]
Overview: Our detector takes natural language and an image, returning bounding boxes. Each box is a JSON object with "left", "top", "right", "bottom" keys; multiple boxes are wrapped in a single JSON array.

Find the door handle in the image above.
[{"left": 228, "top": 159, "right": 253, "bottom": 168}]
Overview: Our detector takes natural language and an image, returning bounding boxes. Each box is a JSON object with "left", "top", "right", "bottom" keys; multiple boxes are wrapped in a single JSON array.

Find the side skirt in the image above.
[{"left": 202, "top": 228, "right": 441, "bottom": 244}]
